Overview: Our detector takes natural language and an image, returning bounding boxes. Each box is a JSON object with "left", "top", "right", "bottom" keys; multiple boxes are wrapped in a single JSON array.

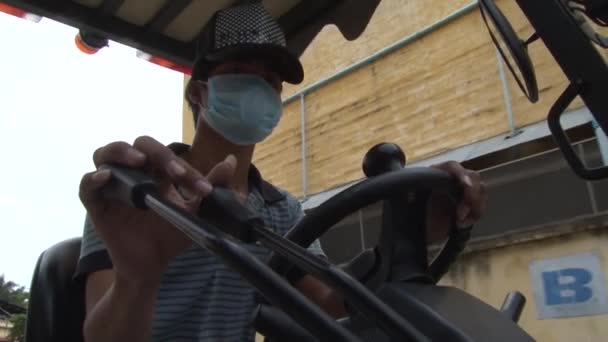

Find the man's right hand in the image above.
[{"left": 79, "top": 135, "right": 236, "bottom": 287}]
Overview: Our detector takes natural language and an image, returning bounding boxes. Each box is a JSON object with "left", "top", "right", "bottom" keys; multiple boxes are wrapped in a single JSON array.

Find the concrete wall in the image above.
[
  {"left": 440, "top": 228, "right": 608, "bottom": 342},
  {"left": 0, "top": 320, "right": 11, "bottom": 340}
]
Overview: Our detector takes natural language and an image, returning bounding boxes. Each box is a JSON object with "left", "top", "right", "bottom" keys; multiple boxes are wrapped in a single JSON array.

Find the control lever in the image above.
[
  {"left": 98, "top": 163, "right": 361, "bottom": 342},
  {"left": 500, "top": 291, "right": 526, "bottom": 323},
  {"left": 99, "top": 164, "right": 428, "bottom": 342},
  {"left": 98, "top": 164, "right": 337, "bottom": 278},
  {"left": 362, "top": 142, "right": 406, "bottom": 177},
  {"left": 362, "top": 143, "right": 433, "bottom": 287},
  {"left": 253, "top": 305, "right": 317, "bottom": 342},
  {"left": 99, "top": 163, "right": 259, "bottom": 242}
]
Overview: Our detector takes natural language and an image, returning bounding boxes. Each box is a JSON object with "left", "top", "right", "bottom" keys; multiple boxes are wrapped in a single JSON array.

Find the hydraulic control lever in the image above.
[
  {"left": 500, "top": 291, "right": 526, "bottom": 323},
  {"left": 98, "top": 163, "right": 361, "bottom": 342},
  {"left": 99, "top": 163, "right": 429, "bottom": 342}
]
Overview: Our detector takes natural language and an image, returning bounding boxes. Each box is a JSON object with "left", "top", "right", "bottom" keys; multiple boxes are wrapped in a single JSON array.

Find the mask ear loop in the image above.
[{"left": 187, "top": 80, "right": 210, "bottom": 125}]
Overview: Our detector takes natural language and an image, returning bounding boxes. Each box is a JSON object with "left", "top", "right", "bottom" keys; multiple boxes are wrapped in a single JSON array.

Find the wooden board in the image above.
[
  {"left": 73, "top": 0, "right": 302, "bottom": 42},
  {"left": 184, "top": 0, "right": 586, "bottom": 197}
]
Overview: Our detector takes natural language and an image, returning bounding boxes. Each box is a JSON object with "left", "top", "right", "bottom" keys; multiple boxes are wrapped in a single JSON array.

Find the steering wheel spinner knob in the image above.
[{"left": 362, "top": 143, "right": 407, "bottom": 177}]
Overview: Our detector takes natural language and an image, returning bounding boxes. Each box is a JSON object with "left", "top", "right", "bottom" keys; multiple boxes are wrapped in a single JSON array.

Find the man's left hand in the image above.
[{"left": 426, "top": 161, "right": 487, "bottom": 242}]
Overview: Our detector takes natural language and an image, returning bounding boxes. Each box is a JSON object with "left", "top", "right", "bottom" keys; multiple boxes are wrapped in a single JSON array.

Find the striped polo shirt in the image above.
[{"left": 75, "top": 143, "right": 324, "bottom": 341}]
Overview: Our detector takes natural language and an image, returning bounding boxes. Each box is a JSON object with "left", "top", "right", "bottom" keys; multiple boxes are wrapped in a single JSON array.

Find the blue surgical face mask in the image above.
[{"left": 200, "top": 74, "right": 283, "bottom": 146}]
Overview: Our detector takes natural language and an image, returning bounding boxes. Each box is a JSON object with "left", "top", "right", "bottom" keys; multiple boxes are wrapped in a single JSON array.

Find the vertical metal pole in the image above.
[
  {"left": 579, "top": 143, "right": 599, "bottom": 213},
  {"left": 495, "top": 48, "right": 519, "bottom": 138},
  {"left": 592, "top": 118, "right": 608, "bottom": 166},
  {"left": 300, "top": 93, "right": 308, "bottom": 199},
  {"left": 359, "top": 210, "right": 366, "bottom": 251}
]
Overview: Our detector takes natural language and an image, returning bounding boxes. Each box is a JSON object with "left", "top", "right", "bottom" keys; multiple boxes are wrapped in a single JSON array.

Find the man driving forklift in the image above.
[{"left": 75, "top": 3, "right": 487, "bottom": 341}]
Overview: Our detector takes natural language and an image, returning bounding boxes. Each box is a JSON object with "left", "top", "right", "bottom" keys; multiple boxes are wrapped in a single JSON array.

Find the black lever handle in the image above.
[
  {"left": 362, "top": 142, "right": 406, "bottom": 177},
  {"left": 99, "top": 164, "right": 261, "bottom": 243},
  {"left": 99, "top": 163, "right": 157, "bottom": 209},
  {"left": 198, "top": 187, "right": 263, "bottom": 243},
  {"left": 500, "top": 291, "right": 526, "bottom": 323},
  {"left": 252, "top": 304, "right": 318, "bottom": 342},
  {"left": 97, "top": 164, "right": 361, "bottom": 342}
]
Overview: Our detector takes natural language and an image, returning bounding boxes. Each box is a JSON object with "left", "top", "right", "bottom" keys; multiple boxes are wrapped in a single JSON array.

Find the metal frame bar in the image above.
[
  {"left": 99, "top": 0, "right": 125, "bottom": 15},
  {"left": 145, "top": 0, "right": 193, "bottom": 32},
  {"left": 358, "top": 210, "right": 366, "bottom": 250},
  {"left": 300, "top": 93, "right": 308, "bottom": 198},
  {"left": 2, "top": 0, "right": 378, "bottom": 72},
  {"left": 1, "top": 0, "right": 194, "bottom": 65},
  {"left": 578, "top": 143, "right": 600, "bottom": 213},
  {"left": 495, "top": 48, "right": 520, "bottom": 138},
  {"left": 515, "top": 0, "right": 608, "bottom": 138}
]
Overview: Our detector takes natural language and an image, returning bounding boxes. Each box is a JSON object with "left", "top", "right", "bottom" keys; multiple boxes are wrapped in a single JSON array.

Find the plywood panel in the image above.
[
  {"left": 115, "top": 0, "right": 167, "bottom": 26},
  {"left": 254, "top": 100, "right": 303, "bottom": 196},
  {"left": 255, "top": 2, "right": 584, "bottom": 195},
  {"left": 184, "top": 0, "right": 589, "bottom": 197},
  {"left": 283, "top": 0, "right": 474, "bottom": 97},
  {"left": 259, "top": 10, "right": 510, "bottom": 194}
]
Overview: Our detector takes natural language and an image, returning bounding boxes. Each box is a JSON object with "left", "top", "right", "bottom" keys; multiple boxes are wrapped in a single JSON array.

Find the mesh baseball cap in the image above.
[{"left": 192, "top": 3, "right": 304, "bottom": 84}]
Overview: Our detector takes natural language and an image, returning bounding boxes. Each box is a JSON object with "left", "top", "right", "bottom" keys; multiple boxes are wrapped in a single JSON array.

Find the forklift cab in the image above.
[
  {"left": 23, "top": 142, "right": 534, "bottom": 342},
  {"left": 3, "top": 0, "right": 608, "bottom": 341}
]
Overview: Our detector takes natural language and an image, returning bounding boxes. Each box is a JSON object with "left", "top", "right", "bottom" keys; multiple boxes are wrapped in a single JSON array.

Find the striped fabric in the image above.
[{"left": 76, "top": 156, "right": 324, "bottom": 341}]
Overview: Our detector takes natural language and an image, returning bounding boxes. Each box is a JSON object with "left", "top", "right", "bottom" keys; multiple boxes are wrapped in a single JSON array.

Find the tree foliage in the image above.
[
  {"left": 0, "top": 275, "right": 28, "bottom": 342},
  {"left": 0, "top": 275, "right": 28, "bottom": 307},
  {"left": 8, "top": 313, "right": 26, "bottom": 342}
]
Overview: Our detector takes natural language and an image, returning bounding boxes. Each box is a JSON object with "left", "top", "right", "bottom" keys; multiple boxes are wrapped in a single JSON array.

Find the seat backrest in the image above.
[{"left": 25, "top": 238, "right": 85, "bottom": 342}]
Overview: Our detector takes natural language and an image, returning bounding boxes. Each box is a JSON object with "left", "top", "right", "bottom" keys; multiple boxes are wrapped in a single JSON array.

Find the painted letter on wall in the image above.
[{"left": 529, "top": 252, "right": 608, "bottom": 319}]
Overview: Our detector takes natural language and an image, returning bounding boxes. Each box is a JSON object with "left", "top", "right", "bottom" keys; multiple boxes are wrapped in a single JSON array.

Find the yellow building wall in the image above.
[
  {"left": 184, "top": 0, "right": 586, "bottom": 197},
  {"left": 226, "top": 227, "right": 608, "bottom": 342},
  {"left": 440, "top": 229, "right": 608, "bottom": 342},
  {"left": 178, "top": 3, "right": 608, "bottom": 341},
  {"left": 0, "top": 320, "right": 12, "bottom": 339},
  {"left": 263, "top": 0, "right": 579, "bottom": 197}
]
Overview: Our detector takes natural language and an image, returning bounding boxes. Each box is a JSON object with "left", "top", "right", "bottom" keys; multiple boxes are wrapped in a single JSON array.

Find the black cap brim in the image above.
[{"left": 195, "top": 44, "right": 304, "bottom": 84}]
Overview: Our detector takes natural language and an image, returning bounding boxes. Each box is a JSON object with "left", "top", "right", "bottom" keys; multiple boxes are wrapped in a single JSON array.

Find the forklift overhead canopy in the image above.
[{"left": 1, "top": 0, "right": 381, "bottom": 71}]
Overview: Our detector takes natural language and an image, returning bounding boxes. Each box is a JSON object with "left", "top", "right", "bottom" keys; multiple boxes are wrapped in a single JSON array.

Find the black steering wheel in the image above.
[{"left": 268, "top": 143, "right": 473, "bottom": 291}]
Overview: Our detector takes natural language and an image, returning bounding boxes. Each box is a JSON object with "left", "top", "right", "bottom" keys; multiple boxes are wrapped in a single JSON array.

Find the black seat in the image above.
[{"left": 25, "top": 238, "right": 85, "bottom": 342}]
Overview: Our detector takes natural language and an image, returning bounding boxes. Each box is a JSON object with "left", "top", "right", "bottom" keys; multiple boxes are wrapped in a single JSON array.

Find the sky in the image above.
[{"left": 0, "top": 13, "right": 185, "bottom": 288}]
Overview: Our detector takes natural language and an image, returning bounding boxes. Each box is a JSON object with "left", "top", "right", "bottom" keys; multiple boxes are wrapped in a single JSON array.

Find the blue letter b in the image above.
[{"left": 542, "top": 268, "right": 593, "bottom": 305}]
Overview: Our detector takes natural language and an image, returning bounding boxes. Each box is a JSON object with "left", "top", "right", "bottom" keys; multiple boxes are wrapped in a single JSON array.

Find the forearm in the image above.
[
  {"left": 295, "top": 275, "right": 347, "bottom": 319},
  {"left": 319, "top": 289, "right": 347, "bottom": 319},
  {"left": 83, "top": 277, "right": 160, "bottom": 342}
]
